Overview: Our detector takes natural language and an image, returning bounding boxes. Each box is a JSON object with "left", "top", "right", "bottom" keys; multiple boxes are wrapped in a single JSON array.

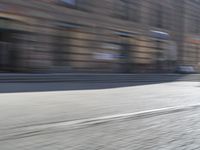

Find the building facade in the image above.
[
  {"left": 0, "top": 0, "right": 198, "bottom": 73},
  {"left": 182, "top": 0, "right": 200, "bottom": 71}
]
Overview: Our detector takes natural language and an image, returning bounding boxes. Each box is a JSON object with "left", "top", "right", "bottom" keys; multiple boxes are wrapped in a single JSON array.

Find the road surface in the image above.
[{"left": 0, "top": 81, "right": 200, "bottom": 149}]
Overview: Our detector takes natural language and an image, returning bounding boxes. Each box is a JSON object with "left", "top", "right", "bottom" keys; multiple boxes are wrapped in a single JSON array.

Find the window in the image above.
[
  {"left": 113, "top": 0, "right": 140, "bottom": 22},
  {"left": 188, "top": 18, "right": 200, "bottom": 34},
  {"left": 195, "top": 19, "right": 200, "bottom": 33},
  {"left": 55, "top": 0, "right": 76, "bottom": 8},
  {"left": 76, "top": 0, "right": 94, "bottom": 12},
  {"left": 113, "top": 0, "right": 128, "bottom": 19},
  {"left": 127, "top": 0, "right": 140, "bottom": 22},
  {"left": 149, "top": 2, "right": 172, "bottom": 29},
  {"left": 155, "top": 3, "right": 163, "bottom": 28},
  {"left": 60, "top": 0, "right": 76, "bottom": 5}
]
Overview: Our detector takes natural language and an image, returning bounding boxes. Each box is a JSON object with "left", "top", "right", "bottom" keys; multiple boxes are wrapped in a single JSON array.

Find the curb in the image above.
[{"left": 0, "top": 74, "right": 199, "bottom": 83}]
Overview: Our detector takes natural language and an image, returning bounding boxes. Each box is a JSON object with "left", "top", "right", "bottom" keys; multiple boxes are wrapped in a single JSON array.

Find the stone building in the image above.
[
  {"left": 0, "top": 0, "right": 198, "bottom": 73},
  {"left": 181, "top": 0, "right": 200, "bottom": 71}
]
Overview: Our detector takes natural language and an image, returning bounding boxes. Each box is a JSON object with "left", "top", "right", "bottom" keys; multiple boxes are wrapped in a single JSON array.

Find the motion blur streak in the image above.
[
  {"left": 1, "top": 1, "right": 200, "bottom": 150},
  {"left": 0, "top": 0, "right": 199, "bottom": 73}
]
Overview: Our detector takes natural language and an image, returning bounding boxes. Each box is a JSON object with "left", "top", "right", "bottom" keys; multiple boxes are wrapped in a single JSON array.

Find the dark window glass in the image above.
[{"left": 113, "top": 0, "right": 140, "bottom": 22}]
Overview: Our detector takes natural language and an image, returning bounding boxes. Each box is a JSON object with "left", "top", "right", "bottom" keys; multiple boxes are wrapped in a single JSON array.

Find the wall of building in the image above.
[
  {"left": 0, "top": 0, "right": 198, "bottom": 73},
  {"left": 182, "top": 0, "right": 200, "bottom": 71}
]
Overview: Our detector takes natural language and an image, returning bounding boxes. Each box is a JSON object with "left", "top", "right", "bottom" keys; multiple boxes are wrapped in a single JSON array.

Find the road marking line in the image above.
[{"left": 1, "top": 103, "right": 200, "bottom": 141}]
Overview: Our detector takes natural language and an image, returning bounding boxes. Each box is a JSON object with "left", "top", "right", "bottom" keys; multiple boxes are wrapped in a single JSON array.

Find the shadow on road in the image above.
[
  {"left": 0, "top": 79, "right": 195, "bottom": 94},
  {"left": 0, "top": 73, "right": 198, "bottom": 93},
  {"left": 0, "top": 82, "right": 165, "bottom": 93}
]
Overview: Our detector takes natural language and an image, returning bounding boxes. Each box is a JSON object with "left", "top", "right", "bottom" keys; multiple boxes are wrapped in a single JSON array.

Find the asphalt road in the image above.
[
  {"left": 2, "top": 107, "right": 200, "bottom": 150},
  {"left": 0, "top": 81, "right": 200, "bottom": 149}
]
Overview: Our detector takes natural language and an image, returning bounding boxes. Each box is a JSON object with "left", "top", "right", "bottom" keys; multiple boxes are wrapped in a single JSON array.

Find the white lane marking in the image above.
[
  {"left": 12, "top": 103, "right": 200, "bottom": 130},
  {"left": 1, "top": 103, "right": 200, "bottom": 141}
]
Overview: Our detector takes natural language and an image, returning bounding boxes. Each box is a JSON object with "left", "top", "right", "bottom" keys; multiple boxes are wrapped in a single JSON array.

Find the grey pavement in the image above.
[
  {"left": 0, "top": 81, "right": 200, "bottom": 149},
  {"left": 1, "top": 105, "right": 200, "bottom": 149},
  {"left": 0, "top": 81, "right": 200, "bottom": 129}
]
